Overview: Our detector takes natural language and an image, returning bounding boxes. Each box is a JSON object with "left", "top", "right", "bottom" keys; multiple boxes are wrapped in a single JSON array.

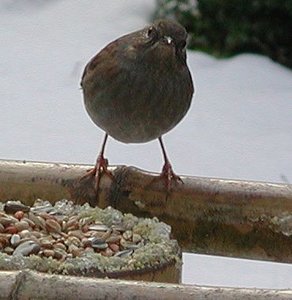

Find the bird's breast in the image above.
[{"left": 84, "top": 52, "right": 193, "bottom": 143}]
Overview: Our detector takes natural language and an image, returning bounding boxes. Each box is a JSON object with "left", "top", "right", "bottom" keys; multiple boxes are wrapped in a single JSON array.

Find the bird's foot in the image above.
[
  {"left": 81, "top": 154, "right": 113, "bottom": 190},
  {"left": 159, "top": 161, "right": 183, "bottom": 191}
]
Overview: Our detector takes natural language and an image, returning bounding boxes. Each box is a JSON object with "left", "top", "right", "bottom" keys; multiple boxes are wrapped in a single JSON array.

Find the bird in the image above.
[{"left": 80, "top": 19, "right": 194, "bottom": 191}]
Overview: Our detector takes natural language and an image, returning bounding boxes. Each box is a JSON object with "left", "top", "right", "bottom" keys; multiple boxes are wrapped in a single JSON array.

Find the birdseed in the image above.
[{"left": 0, "top": 199, "right": 180, "bottom": 276}]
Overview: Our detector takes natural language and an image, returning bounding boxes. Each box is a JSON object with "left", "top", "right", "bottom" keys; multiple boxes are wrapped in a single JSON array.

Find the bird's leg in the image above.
[
  {"left": 158, "top": 137, "right": 183, "bottom": 190},
  {"left": 81, "top": 133, "right": 113, "bottom": 190}
]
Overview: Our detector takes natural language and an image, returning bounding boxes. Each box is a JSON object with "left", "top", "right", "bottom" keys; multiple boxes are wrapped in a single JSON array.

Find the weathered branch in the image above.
[
  {"left": 0, "top": 269, "right": 291, "bottom": 300},
  {"left": 1, "top": 159, "right": 292, "bottom": 263}
]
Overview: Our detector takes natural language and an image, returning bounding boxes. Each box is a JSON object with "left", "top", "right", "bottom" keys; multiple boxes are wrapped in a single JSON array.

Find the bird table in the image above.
[{"left": 0, "top": 159, "right": 292, "bottom": 299}]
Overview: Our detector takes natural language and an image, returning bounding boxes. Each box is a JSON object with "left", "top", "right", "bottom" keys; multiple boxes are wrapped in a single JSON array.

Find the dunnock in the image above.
[{"left": 81, "top": 19, "right": 194, "bottom": 190}]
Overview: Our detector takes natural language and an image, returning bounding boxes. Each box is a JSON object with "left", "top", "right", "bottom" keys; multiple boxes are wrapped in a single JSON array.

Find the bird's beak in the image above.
[{"left": 164, "top": 36, "right": 173, "bottom": 45}]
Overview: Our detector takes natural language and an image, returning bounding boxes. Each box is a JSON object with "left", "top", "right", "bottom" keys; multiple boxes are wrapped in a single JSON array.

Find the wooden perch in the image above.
[
  {"left": 1, "top": 159, "right": 292, "bottom": 263},
  {"left": 0, "top": 269, "right": 291, "bottom": 299}
]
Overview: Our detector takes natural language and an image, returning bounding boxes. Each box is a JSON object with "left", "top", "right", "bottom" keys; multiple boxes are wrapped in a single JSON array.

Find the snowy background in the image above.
[{"left": 1, "top": 0, "right": 292, "bottom": 288}]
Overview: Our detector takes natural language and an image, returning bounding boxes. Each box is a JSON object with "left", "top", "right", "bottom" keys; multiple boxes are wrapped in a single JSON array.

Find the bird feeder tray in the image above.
[
  {"left": 0, "top": 196, "right": 181, "bottom": 283},
  {"left": 1, "top": 159, "right": 292, "bottom": 267}
]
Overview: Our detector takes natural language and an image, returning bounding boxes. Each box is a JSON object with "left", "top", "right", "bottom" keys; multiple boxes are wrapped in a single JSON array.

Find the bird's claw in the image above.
[
  {"left": 159, "top": 161, "right": 183, "bottom": 191},
  {"left": 80, "top": 154, "right": 113, "bottom": 190}
]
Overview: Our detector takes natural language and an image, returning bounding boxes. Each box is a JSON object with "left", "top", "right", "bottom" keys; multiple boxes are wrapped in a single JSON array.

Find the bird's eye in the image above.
[{"left": 146, "top": 26, "right": 157, "bottom": 39}]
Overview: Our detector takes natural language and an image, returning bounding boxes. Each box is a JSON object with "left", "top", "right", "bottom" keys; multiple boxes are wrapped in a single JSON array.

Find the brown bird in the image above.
[{"left": 81, "top": 19, "right": 194, "bottom": 190}]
